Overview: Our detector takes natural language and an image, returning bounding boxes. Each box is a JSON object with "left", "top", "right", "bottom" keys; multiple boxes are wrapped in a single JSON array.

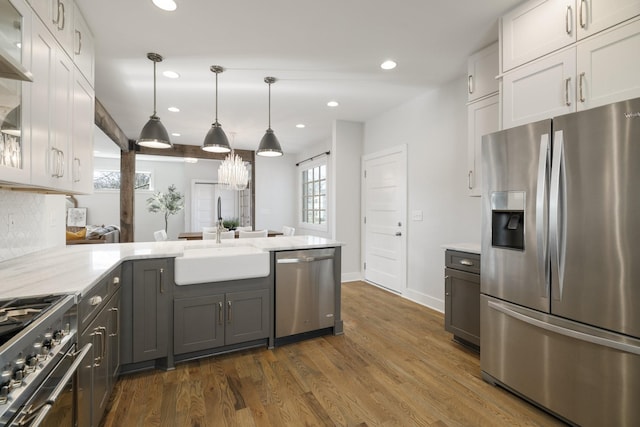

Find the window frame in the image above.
[
  {"left": 93, "top": 169, "right": 154, "bottom": 192},
  {"left": 298, "top": 157, "right": 328, "bottom": 232}
]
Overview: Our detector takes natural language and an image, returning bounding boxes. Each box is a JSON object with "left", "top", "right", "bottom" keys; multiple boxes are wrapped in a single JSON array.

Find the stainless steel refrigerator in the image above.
[{"left": 481, "top": 97, "right": 640, "bottom": 427}]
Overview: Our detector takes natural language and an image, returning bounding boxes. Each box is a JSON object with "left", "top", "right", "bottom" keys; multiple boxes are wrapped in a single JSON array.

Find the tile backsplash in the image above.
[{"left": 0, "top": 189, "right": 66, "bottom": 262}]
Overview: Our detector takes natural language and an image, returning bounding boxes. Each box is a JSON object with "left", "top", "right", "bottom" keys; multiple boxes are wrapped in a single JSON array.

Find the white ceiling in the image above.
[{"left": 76, "top": 0, "right": 521, "bottom": 154}]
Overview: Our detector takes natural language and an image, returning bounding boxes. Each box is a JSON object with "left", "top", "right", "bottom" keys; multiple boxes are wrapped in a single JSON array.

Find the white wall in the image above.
[
  {"left": 363, "top": 76, "right": 482, "bottom": 312},
  {"left": 254, "top": 154, "right": 296, "bottom": 232},
  {"left": 332, "top": 121, "right": 363, "bottom": 281}
]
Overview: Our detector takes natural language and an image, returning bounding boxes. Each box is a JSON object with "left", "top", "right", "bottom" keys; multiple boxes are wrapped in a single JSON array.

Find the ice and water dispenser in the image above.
[{"left": 491, "top": 191, "right": 525, "bottom": 250}]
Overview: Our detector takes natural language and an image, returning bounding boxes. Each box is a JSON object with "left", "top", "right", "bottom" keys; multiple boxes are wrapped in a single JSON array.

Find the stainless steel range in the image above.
[{"left": 0, "top": 294, "right": 86, "bottom": 426}]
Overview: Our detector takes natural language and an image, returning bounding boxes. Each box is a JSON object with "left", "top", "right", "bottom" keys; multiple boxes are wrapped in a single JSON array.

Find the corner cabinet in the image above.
[{"left": 444, "top": 250, "right": 480, "bottom": 350}]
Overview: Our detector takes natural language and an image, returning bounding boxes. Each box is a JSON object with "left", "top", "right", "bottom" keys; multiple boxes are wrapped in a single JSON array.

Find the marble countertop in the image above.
[
  {"left": 0, "top": 236, "right": 343, "bottom": 299},
  {"left": 441, "top": 242, "right": 481, "bottom": 254}
]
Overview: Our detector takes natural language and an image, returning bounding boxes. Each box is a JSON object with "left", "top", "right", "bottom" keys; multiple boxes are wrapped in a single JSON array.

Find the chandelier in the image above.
[{"left": 218, "top": 134, "right": 249, "bottom": 190}]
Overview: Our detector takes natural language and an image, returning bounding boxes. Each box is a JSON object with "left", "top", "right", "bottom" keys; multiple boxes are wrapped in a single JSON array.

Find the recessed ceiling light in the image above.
[
  {"left": 168, "top": 107, "right": 180, "bottom": 112},
  {"left": 327, "top": 101, "right": 339, "bottom": 107},
  {"left": 152, "top": 0, "right": 177, "bottom": 11},
  {"left": 381, "top": 60, "right": 397, "bottom": 70},
  {"left": 171, "top": 132, "right": 181, "bottom": 137},
  {"left": 163, "top": 70, "right": 180, "bottom": 79},
  {"left": 296, "top": 124, "right": 306, "bottom": 128},
  {"left": 16, "top": 42, "right": 21, "bottom": 49}
]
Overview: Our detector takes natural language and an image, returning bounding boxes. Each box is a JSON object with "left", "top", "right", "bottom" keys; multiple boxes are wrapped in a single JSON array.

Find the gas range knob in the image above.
[
  {"left": 53, "top": 329, "right": 64, "bottom": 343},
  {"left": 0, "top": 371, "right": 11, "bottom": 404},
  {"left": 26, "top": 355, "right": 38, "bottom": 371},
  {"left": 13, "top": 359, "right": 25, "bottom": 386},
  {"left": 32, "top": 342, "right": 46, "bottom": 361},
  {"left": 0, "top": 385, "right": 8, "bottom": 405}
]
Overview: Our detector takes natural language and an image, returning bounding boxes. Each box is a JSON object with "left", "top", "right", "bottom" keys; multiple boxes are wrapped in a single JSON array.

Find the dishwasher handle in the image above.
[{"left": 277, "top": 255, "right": 334, "bottom": 264}]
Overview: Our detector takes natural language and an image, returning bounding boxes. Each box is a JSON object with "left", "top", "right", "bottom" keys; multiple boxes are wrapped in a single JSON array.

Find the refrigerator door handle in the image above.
[
  {"left": 488, "top": 300, "right": 640, "bottom": 356},
  {"left": 536, "top": 134, "right": 551, "bottom": 296},
  {"left": 550, "top": 131, "right": 567, "bottom": 300}
]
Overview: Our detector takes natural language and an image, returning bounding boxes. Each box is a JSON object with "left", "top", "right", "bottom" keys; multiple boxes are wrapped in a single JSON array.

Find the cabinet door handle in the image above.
[
  {"left": 579, "top": 72, "right": 586, "bottom": 102},
  {"left": 109, "top": 307, "right": 119, "bottom": 337},
  {"left": 218, "top": 301, "right": 223, "bottom": 325},
  {"left": 468, "top": 170, "right": 473, "bottom": 190},
  {"left": 564, "top": 77, "right": 571, "bottom": 106},
  {"left": 565, "top": 5, "right": 573, "bottom": 35},
  {"left": 460, "top": 259, "right": 474, "bottom": 266},
  {"left": 75, "top": 30, "right": 82, "bottom": 55},
  {"left": 159, "top": 268, "right": 164, "bottom": 293},
  {"left": 73, "top": 157, "right": 81, "bottom": 182},
  {"left": 92, "top": 328, "right": 104, "bottom": 366},
  {"left": 579, "top": 0, "right": 587, "bottom": 29},
  {"left": 58, "top": 149, "right": 65, "bottom": 178},
  {"left": 59, "top": 1, "right": 65, "bottom": 30},
  {"left": 89, "top": 295, "right": 102, "bottom": 306},
  {"left": 50, "top": 148, "right": 58, "bottom": 177},
  {"left": 227, "top": 300, "right": 232, "bottom": 323},
  {"left": 468, "top": 75, "right": 473, "bottom": 94}
]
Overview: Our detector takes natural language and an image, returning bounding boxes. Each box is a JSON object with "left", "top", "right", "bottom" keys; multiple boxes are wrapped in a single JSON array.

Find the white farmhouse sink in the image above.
[{"left": 174, "top": 246, "right": 270, "bottom": 285}]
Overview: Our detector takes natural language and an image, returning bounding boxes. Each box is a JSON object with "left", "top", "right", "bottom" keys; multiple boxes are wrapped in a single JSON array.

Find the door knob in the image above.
[{"left": 395, "top": 232, "right": 402, "bottom": 236}]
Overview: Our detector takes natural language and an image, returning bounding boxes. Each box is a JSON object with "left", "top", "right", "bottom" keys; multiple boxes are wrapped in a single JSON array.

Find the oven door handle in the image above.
[{"left": 18, "top": 343, "right": 93, "bottom": 427}]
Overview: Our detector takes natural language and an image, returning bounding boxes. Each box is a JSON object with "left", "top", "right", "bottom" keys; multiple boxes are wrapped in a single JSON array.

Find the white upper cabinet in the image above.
[
  {"left": 467, "top": 43, "right": 499, "bottom": 102},
  {"left": 501, "top": 0, "right": 575, "bottom": 72},
  {"left": 30, "top": 16, "right": 73, "bottom": 191},
  {"left": 577, "top": 0, "right": 640, "bottom": 39},
  {"left": 576, "top": 18, "right": 640, "bottom": 110},
  {"left": 28, "top": 0, "right": 74, "bottom": 56},
  {"left": 72, "top": 3, "right": 94, "bottom": 86},
  {"left": 0, "top": 0, "right": 32, "bottom": 185},
  {"left": 467, "top": 94, "right": 499, "bottom": 196},
  {"left": 502, "top": 49, "right": 576, "bottom": 129},
  {"left": 71, "top": 71, "right": 94, "bottom": 194},
  {"left": 501, "top": 0, "right": 640, "bottom": 72}
]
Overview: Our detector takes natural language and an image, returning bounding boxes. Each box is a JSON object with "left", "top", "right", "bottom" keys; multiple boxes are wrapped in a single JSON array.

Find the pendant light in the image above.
[
  {"left": 257, "top": 76, "right": 283, "bottom": 157},
  {"left": 202, "top": 65, "right": 231, "bottom": 153},
  {"left": 137, "top": 52, "right": 172, "bottom": 149}
]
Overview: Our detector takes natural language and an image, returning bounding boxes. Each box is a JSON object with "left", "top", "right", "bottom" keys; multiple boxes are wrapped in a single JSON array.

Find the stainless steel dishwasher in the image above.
[{"left": 275, "top": 248, "right": 336, "bottom": 338}]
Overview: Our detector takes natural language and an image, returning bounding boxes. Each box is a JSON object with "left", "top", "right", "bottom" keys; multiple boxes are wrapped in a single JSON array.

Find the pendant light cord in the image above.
[
  {"left": 268, "top": 81, "right": 271, "bottom": 129},
  {"left": 153, "top": 59, "right": 157, "bottom": 116},
  {"left": 215, "top": 71, "right": 219, "bottom": 124}
]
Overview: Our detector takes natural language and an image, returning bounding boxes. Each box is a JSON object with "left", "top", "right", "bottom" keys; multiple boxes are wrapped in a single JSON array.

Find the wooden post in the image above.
[{"left": 120, "top": 145, "right": 135, "bottom": 242}]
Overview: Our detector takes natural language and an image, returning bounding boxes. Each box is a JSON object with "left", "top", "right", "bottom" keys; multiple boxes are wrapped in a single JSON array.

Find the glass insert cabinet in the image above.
[{"left": 0, "top": 0, "right": 29, "bottom": 178}]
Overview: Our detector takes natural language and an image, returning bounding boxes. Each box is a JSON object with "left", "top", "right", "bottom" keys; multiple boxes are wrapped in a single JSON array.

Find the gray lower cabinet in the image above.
[
  {"left": 131, "top": 258, "right": 172, "bottom": 362},
  {"left": 444, "top": 250, "right": 480, "bottom": 349},
  {"left": 78, "top": 267, "right": 121, "bottom": 427},
  {"left": 174, "top": 288, "right": 270, "bottom": 355}
]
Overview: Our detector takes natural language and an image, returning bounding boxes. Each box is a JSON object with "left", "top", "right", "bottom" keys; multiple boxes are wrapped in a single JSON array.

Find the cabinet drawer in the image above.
[
  {"left": 445, "top": 250, "right": 480, "bottom": 274},
  {"left": 79, "top": 268, "right": 120, "bottom": 329}
]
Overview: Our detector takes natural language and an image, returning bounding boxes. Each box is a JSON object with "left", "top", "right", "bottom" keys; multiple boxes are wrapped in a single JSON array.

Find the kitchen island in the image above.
[{"left": 0, "top": 236, "right": 343, "bottom": 427}]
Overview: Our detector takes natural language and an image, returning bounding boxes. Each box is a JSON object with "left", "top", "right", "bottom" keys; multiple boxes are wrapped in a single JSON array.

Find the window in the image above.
[
  {"left": 301, "top": 162, "right": 327, "bottom": 227},
  {"left": 93, "top": 170, "right": 153, "bottom": 191}
]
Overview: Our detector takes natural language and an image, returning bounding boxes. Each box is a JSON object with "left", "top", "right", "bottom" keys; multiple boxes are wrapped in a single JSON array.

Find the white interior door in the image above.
[
  {"left": 191, "top": 181, "right": 238, "bottom": 231},
  {"left": 362, "top": 146, "right": 407, "bottom": 293}
]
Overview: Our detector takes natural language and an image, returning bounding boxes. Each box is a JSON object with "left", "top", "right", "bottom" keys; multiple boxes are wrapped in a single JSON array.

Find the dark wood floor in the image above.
[{"left": 101, "top": 281, "right": 564, "bottom": 427}]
